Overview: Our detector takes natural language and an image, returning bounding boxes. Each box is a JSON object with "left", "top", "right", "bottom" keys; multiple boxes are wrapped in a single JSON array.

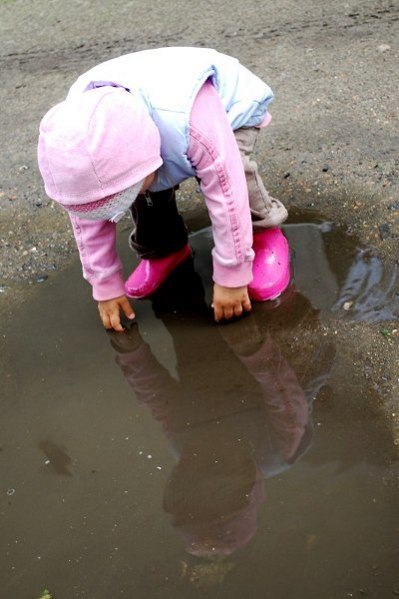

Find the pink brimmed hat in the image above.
[{"left": 37, "top": 86, "right": 163, "bottom": 219}]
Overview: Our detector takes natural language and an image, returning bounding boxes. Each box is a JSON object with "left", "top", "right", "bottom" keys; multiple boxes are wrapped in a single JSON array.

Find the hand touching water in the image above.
[
  {"left": 212, "top": 283, "right": 252, "bottom": 322},
  {"left": 98, "top": 295, "right": 135, "bottom": 331},
  {"left": 99, "top": 286, "right": 251, "bottom": 329}
]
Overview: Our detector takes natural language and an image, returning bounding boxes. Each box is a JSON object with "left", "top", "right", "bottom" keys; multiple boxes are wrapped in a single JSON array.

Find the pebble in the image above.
[
  {"left": 343, "top": 301, "right": 353, "bottom": 310},
  {"left": 36, "top": 275, "right": 48, "bottom": 283},
  {"left": 379, "top": 223, "right": 392, "bottom": 240},
  {"left": 377, "top": 44, "right": 391, "bottom": 53}
]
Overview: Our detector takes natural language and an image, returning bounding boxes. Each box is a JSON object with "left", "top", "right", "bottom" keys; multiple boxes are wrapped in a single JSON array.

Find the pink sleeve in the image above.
[
  {"left": 69, "top": 214, "right": 126, "bottom": 301},
  {"left": 258, "top": 112, "right": 272, "bottom": 128},
  {"left": 238, "top": 336, "right": 309, "bottom": 461},
  {"left": 188, "top": 80, "right": 254, "bottom": 288}
]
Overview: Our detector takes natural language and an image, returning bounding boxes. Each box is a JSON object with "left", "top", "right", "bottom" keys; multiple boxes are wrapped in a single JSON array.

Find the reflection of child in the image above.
[
  {"left": 112, "top": 325, "right": 311, "bottom": 556},
  {"left": 109, "top": 259, "right": 319, "bottom": 556},
  {"left": 38, "top": 47, "right": 290, "bottom": 331}
]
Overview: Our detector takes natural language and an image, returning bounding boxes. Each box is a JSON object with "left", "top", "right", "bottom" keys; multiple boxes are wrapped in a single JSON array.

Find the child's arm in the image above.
[
  {"left": 69, "top": 214, "right": 135, "bottom": 330},
  {"left": 188, "top": 81, "right": 254, "bottom": 321}
]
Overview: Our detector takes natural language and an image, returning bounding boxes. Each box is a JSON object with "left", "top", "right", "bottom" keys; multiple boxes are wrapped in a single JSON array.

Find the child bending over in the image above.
[{"left": 38, "top": 47, "right": 290, "bottom": 331}]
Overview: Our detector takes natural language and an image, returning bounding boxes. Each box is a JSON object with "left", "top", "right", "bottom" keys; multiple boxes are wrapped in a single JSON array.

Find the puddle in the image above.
[{"left": 1, "top": 217, "right": 399, "bottom": 598}]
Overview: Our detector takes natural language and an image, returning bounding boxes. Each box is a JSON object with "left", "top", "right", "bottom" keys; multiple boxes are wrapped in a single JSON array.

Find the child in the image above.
[{"left": 38, "top": 47, "right": 290, "bottom": 331}]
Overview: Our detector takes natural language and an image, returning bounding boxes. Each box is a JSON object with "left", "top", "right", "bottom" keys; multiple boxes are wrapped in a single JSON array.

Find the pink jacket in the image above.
[{"left": 70, "top": 82, "right": 271, "bottom": 300}]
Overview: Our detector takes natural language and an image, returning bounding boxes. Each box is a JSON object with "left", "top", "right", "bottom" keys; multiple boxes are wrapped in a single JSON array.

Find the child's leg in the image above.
[
  {"left": 233, "top": 127, "right": 288, "bottom": 230},
  {"left": 234, "top": 127, "right": 290, "bottom": 301},
  {"left": 125, "top": 187, "right": 191, "bottom": 299},
  {"left": 129, "top": 187, "right": 188, "bottom": 258}
]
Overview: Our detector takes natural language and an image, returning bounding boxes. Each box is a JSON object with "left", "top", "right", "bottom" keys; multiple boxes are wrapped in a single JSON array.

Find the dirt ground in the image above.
[{"left": 0, "top": 0, "right": 398, "bottom": 434}]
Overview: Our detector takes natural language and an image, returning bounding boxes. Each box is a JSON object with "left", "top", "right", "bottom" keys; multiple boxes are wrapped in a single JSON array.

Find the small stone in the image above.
[
  {"left": 377, "top": 44, "right": 391, "bottom": 53},
  {"left": 36, "top": 275, "right": 48, "bottom": 283},
  {"left": 343, "top": 301, "right": 353, "bottom": 310},
  {"left": 379, "top": 223, "right": 392, "bottom": 240}
]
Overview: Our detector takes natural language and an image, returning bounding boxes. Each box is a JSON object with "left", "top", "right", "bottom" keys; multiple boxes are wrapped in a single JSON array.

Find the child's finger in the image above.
[
  {"left": 233, "top": 303, "right": 244, "bottom": 317},
  {"left": 213, "top": 303, "right": 223, "bottom": 322},
  {"left": 222, "top": 305, "right": 234, "bottom": 320},
  {"left": 120, "top": 297, "right": 135, "bottom": 320},
  {"left": 104, "top": 318, "right": 115, "bottom": 331},
  {"left": 242, "top": 297, "right": 252, "bottom": 312},
  {"left": 98, "top": 308, "right": 111, "bottom": 330},
  {"left": 101, "top": 315, "right": 111, "bottom": 329},
  {"left": 110, "top": 312, "right": 124, "bottom": 332}
]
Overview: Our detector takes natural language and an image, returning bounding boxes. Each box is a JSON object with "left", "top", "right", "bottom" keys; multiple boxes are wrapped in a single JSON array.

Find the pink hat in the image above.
[{"left": 37, "top": 86, "right": 163, "bottom": 218}]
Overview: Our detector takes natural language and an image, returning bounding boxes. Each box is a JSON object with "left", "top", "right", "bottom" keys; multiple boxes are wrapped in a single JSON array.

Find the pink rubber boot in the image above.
[
  {"left": 125, "top": 244, "right": 191, "bottom": 299},
  {"left": 248, "top": 228, "right": 291, "bottom": 301}
]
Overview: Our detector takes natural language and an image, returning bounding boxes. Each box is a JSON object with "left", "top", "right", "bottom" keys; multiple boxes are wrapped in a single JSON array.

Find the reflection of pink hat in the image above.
[
  {"left": 163, "top": 447, "right": 266, "bottom": 557},
  {"left": 37, "top": 87, "right": 162, "bottom": 218},
  {"left": 180, "top": 473, "right": 265, "bottom": 557}
]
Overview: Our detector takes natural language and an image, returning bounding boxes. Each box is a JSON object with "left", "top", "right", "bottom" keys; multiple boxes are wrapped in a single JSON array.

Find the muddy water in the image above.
[{"left": 1, "top": 218, "right": 399, "bottom": 598}]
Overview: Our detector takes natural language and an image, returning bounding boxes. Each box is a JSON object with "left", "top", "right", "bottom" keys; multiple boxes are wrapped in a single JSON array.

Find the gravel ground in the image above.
[{"left": 0, "top": 0, "right": 398, "bottom": 435}]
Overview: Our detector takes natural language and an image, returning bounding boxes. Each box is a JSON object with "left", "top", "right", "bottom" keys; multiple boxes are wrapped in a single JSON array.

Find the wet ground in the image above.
[
  {"left": 1, "top": 220, "right": 399, "bottom": 598},
  {"left": 0, "top": 0, "right": 398, "bottom": 596}
]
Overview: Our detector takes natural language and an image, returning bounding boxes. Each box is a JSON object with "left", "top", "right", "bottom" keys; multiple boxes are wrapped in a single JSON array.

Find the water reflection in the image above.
[
  {"left": 332, "top": 248, "right": 399, "bottom": 322},
  {"left": 284, "top": 220, "right": 399, "bottom": 320},
  {"left": 109, "top": 258, "right": 335, "bottom": 557}
]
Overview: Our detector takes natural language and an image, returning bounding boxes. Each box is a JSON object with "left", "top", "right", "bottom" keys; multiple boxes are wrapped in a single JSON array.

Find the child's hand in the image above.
[
  {"left": 98, "top": 295, "right": 135, "bottom": 331},
  {"left": 212, "top": 283, "right": 252, "bottom": 322}
]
